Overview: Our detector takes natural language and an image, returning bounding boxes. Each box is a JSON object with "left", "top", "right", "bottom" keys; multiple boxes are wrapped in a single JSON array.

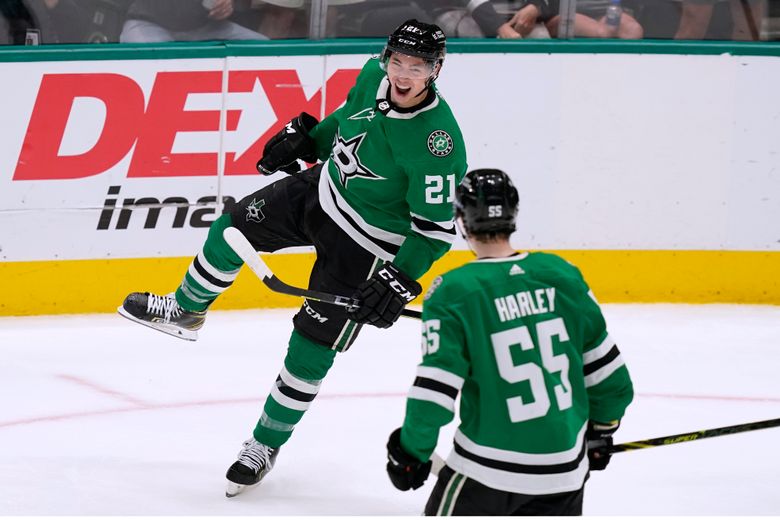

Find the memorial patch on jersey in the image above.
[
  {"left": 424, "top": 276, "right": 443, "bottom": 301},
  {"left": 246, "top": 198, "right": 266, "bottom": 223},
  {"left": 427, "top": 130, "right": 453, "bottom": 157}
]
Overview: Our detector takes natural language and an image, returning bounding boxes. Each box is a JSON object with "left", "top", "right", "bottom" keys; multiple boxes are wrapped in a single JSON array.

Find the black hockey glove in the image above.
[
  {"left": 587, "top": 420, "right": 620, "bottom": 471},
  {"left": 347, "top": 262, "right": 421, "bottom": 329},
  {"left": 256, "top": 112, "right": 319, "bottom": 176},
  {"left": 386, "top": 428, "right": 432, "bottom": 491}
]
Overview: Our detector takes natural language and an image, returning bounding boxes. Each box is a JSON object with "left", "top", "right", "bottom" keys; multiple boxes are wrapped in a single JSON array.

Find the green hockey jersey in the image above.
[
  {"left": 309, "top": 58, "right": 467, "bottom": 280},
  {"left": 400, "top": 253, "right": 634, "bottom": 494}
]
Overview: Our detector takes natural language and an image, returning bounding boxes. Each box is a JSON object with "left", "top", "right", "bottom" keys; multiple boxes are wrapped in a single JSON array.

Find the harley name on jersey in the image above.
[{"left": 494, "top": 288, "right": 556, "bottom": 322}]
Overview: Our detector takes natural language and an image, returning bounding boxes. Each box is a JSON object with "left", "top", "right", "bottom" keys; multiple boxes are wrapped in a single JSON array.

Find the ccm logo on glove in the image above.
[{"left": 378, "top": 267, "right": 417, "bottom": 303}]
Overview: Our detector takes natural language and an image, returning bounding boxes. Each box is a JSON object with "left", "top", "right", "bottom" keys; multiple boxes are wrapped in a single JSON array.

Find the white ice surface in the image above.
[{"left": 1, "top": 304, "right": 779, "bottom": 515}]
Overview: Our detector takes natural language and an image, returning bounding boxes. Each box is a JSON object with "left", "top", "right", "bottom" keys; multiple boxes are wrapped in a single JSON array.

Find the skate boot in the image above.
[
  {"left": 225, "top": 438, "right": 279, "bottom": 497},
  {"left": 118, "top": 292, "right": 205, "bottom": 341}
]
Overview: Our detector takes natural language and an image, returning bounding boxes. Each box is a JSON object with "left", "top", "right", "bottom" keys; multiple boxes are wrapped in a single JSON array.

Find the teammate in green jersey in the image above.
[
  {"left": 118, "top": 19, "right": 467, "bottom": 497},
  {"left": 385, "top": 169, "right": 634, "bottom": 515}
]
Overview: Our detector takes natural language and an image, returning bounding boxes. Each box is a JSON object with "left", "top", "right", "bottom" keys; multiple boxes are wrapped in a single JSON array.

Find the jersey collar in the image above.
[
  {"left": 476, "top": 252, "right": 529, "bottom": 263},
  {"left": 376, "top": 76, "right": 439, "bottom": 119}
]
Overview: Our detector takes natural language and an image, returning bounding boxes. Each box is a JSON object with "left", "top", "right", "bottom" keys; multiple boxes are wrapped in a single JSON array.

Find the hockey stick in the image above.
[
  {"left": 610, "top": 417, "right": 780, "bottom": 454},
  {"left": 427, "top": 417, "right": 780, "bottom": 476},
  {"left": 431, "top": 452, "right": 446, "bottom": 476},
  {"left": 223, "top": 226, "right": 422, "bottom": 320}
]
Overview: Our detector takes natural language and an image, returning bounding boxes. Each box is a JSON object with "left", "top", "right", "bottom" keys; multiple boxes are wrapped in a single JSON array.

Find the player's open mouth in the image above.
[{"left": 394, "top": 84, "right": 412, "bottom": 96}]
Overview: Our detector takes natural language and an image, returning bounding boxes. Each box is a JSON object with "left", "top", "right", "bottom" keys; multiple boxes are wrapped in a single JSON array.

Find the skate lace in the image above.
[
  {"left": 237, "top": 439, "right": 274, "bottom": 473},
  {"left": 146, "top": 293, "right": 182, "bottom": 322}
]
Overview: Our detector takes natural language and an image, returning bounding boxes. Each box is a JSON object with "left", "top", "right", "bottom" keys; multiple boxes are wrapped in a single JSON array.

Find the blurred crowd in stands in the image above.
[{"left": 0, "top": 0, "right": 776, "bottom": 45}]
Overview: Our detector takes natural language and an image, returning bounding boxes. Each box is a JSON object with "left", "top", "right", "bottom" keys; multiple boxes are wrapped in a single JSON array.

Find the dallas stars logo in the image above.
[
  {"left": 332, "top": 132, "right": 381, "bottom": 187},
  {"left": 246, "top": 198, "right": 266, "bottom": 223},
  {"left": 427, "top": 130, "right": 453, "bottom": 157}
]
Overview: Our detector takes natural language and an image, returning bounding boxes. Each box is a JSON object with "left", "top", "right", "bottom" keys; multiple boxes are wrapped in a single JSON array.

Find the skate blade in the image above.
[
  {"left": 117, "top": 306, "right": 198, "bottom": 341},
  {"left": 225, "top": 480, "right": 259, "bottom": 498}
]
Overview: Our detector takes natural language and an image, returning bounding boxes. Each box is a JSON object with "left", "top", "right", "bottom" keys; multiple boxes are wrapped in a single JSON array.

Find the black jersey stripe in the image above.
[
  {"left": 275, "top": 376, "right": 317, "bottom": 402},
  {"left": 193, "top": 255, "right": 233, "bottom": 289},
  {"left": 584, "top": 345, "right": 621, "bottom": 376},
  {"left": 453, "top": 439, "right": 587, "bottom": 475},
  {"left": 327, "top": 183, "right": 401, "bottom": 256},
  {"left": 414, "top": 376, "right": 459, "bottom": 399},
  {"left": 411, "top": 215, "right": 456, "bottom": 235}
]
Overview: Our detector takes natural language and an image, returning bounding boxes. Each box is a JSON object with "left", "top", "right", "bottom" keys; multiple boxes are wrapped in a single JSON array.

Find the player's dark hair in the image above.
[{"left": 455, "top": 169, "right": 519, "bottom": 239}]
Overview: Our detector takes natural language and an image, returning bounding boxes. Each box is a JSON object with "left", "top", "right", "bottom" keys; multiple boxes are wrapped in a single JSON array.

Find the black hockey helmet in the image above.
[
  {"left": 380, "top": 19, "right": 446, "bottom": 81},
  {"left": 455, "top": 169, "right": 519, "bottom": 236}
]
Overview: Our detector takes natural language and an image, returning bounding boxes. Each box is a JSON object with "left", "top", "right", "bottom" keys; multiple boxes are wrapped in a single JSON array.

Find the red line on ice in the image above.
[{"left": 1, "top": 391, "right": 778, "bottom": 429}]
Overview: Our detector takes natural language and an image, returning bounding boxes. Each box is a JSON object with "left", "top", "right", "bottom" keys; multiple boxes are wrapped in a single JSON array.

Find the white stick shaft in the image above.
[
  {"left": 430, "top": 452, "right": 445, "bottom": 477},
  {"left": 223, "top": 226, "right": 273, "bottom": 280}
]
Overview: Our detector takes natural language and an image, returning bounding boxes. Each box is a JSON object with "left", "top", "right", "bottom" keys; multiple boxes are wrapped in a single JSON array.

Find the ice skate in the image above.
[
  {"left": 225, "top": 438, "right": 279, "bottom": 497},
  {"left": 118, "top": 292, "right": 205, "bottom": 341}
]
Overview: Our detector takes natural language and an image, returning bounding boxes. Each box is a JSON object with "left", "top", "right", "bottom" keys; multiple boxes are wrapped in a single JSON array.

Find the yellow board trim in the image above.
[{"left": 1, "top": 250, "right": 778, "bottom": 316}]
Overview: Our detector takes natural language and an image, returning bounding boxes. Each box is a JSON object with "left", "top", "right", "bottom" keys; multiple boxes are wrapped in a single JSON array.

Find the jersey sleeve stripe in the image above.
[
  {"left": 416, "top": 365, "right": 465, "bottom": 389},
  {"left": 414, "top": 376, "right": 459, "bottom": 399},
  {"left": 408, "top": 386, "right": 457, "bottom": 412},
  {"left": 410, "top": 213, "right": 456, "bottom": 232},
  {"left": 584, "top": 355, "right": 626, "bottom": 388},
  {"left": 583, "top": 345, "right": 621, "bottom": 376},
  {"left": 410, "top": 215, "right": 456, "bottom": 244},
  {"left": 583, "top": 333, "right": 615, "bottom": 364}
]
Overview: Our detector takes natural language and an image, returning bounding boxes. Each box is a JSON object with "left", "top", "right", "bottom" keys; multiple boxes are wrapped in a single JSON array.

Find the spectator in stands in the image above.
[
  {"left": 42, "top": 0, "right": 122, "bottom": 43},
  {"left": 328, "top": 0, "right": 434, "bottom": 37},
  {"left": 426, "top": 0, "right": 643, "bottom": 39},
  {"left": 426, "top": 0, "right": 529, "bottom": 38},
  {"left": 233, "top": 0, "right": 309, "bottom": 39},
  {"left": 120, "top": 0, "right": 267, "bottom": 42},
  {"left": 675, "top": 0, "right": 761, "bottom": 40},
  {"left": 1, "top": 0, "right": 38, "bottom": 44},
  {"left": 0, "top": 13, "right": 8, "bottom": 44},
  {"left": 1, "top": 0, "right": 131, "bottom": 44}
]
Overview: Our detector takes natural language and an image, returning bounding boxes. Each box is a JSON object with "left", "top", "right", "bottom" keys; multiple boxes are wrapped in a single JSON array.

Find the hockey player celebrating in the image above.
[
  {"left": 118, "top": 19, "right": 467, "bottom": 497},
  {"left": 384, "top": 169, "right": 634, "bottom": 515}
]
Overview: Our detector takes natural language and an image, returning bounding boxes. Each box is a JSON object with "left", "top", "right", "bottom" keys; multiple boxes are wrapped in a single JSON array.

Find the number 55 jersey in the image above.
[{"left": 401, "top": 252, "right": 634, "bottom": 494}]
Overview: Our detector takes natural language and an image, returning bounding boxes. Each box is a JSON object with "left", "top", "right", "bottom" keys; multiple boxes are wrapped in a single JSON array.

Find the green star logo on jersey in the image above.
[
  {"left": 246, "top": 198, "right": 266, "bottom": 223},
  {"left": 332, "top": 132, "right": 381, "bottom": 187},
  {"left": 428, "top": 130, "right": 453, "bottom": 157}
]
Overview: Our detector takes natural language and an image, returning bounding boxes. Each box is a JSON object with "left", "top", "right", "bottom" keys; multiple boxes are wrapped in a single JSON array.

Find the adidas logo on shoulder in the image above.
[{"left": 509, "top": 264, "right": 525, "bottom": 276}]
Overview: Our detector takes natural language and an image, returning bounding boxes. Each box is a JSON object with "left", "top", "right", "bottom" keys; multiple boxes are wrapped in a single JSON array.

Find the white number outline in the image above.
[
  {"left": 425, "top": 175, "right": 456, "bottom": 204},
  {"left": 421, "top": 319, "right": 441, "bottom": 355},
  {"left": 491, "top": 317, "right": 573, "bottom": 423}
]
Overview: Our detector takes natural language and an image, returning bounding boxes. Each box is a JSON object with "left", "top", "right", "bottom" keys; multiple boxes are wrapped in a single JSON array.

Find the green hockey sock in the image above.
[
  {"left": 254, "top": 331, "right": 337, "bottom": 448},
  {"left": 175, "top": 214, "right": 242, "bottom": 312}
]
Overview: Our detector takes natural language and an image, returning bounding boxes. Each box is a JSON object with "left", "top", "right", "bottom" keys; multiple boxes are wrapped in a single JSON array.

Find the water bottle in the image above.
[{"left": 605, "top": 0, "right": 622, "bottom": 37}]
